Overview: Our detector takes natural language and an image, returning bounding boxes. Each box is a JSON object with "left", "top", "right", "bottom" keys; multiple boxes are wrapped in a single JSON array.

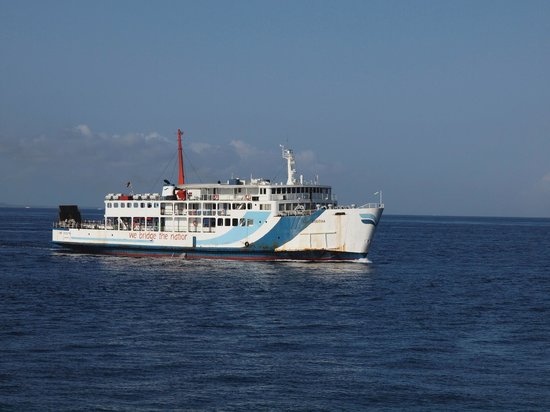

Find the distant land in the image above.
[
  {"left": 0, "top": 202, "right": 51, "bottom": 208},
  {"left": 0, "top": 202, "right": 27, "bottom": 208},
  {"left": 0, "top": 203, "right": 101, "bottom": 210}
]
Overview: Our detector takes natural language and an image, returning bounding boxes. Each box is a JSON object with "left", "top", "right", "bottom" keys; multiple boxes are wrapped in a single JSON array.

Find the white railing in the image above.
[
  {"left": 54, "top": 220, "right": 105, "bottom": 229},
  {"left": 268, "top": 193, "right": 338, "bottom": 202},
  {"left": 358, "top": 203, "right": 384, "bottom": 209},
  {"left": 277, "top": 209, "right": 314, "bottom": 217}
]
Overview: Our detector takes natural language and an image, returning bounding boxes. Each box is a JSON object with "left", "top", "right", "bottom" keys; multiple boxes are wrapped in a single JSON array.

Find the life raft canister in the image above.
[{"left": 176, "top": 189, "right": 187, "bottom": 200}]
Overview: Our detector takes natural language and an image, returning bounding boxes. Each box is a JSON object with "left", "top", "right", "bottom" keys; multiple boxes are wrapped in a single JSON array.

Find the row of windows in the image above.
[
  {"left": 212, "top": 218, "right": 254, "bottom": 227},
  {"left": 107, "top": 202, "right": 157, "bottom": 209},
  {"left": 163, "top": 202, "right": 252, "bottom": 211},
  {"left": 107, "top": 216, "right": 255, "bottom": 232},
  {"left": 107, "top": 202, "right": 273, "bottom": 212},
  {"left": 106, "top": 202, "right": 250, "bottom": 210},
  {"left": 168, "top": 217, "right": 256, "bottom": 232},
  {"left": 171, "top": 217, "right": 255, "bottom": 228},
  {"left": 273, "top": 187, "right": 330, "bottom": 195}
]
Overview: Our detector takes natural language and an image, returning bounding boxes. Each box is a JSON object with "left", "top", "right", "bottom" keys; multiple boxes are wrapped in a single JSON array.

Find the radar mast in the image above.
[{"left": 280, "top": 145, "right": 296, "bottom": 185}]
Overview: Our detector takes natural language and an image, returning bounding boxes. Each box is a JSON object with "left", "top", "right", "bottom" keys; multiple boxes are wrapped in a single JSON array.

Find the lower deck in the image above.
[{"left": 53, "top": 204, "right": 384, "bottom": 258}]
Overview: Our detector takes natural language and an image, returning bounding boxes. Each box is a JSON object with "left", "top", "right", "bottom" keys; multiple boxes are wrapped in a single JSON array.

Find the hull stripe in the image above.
[{"left": 53, "top": 242, "right": 368, "bottom": 261}]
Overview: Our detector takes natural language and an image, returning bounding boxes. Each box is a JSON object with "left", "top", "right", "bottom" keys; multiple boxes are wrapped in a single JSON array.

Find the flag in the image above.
[
  {"left": 374, "top": 191, "right": 379, "bottom": 195},
  {"left": 126, "top": 181, "right": 132, "bottom": 188}
]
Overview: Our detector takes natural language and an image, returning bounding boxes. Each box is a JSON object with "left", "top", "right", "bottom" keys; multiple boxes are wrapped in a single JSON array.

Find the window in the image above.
[
  {"left": 189, "top": 203, "right": 200, "bottom": 215},
  {"left": 119, "top": 217, "right": 131, "bottom": 230},
  {"left": 232, "top": 218, "right": 238, "bottom": 226},
  {"left": 217, "top": 218, "right": 223, "bottom": 226},
  {"left": 148, "top": 217, "right": 159, "bottom": 231},
  {"left": 203, "top": 217, "right": 215, "bottom": 228},
  {"left": 225, "top": 218, "right": 230, "bottom": 226},
  {"left": 133, "top": 217, "right": 144, "bottom": 231},
  {"left": 175, "top": 217, "right": 187, "bottom": 232},
  {"left": 121, "top": 203, "right": 125, "bottom": 208},
  {"left": 203, "top": 203, "right": 216, "bottom": 215},
  {"left": 175, "top": 203, "right": 186, "bottom": 215},
  {"left": 161, "top": 203, "right": 174, "bottom": 215},
  {"left": 189, "top": 218, "right": 200, "bottom": 231},
  {"left": 247, "top": 219, "right": 254, "bottom": 226}
]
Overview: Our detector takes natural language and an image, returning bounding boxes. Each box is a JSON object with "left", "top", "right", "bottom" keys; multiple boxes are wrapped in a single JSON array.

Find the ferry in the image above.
[{"left": 52, "top": 129, "right": 384, "bottom": 261}]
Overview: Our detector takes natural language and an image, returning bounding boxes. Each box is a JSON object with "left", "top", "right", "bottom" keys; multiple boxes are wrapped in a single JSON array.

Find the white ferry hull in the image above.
[{"left": 52, "top": 207, "right": 383, "bottom": 261}]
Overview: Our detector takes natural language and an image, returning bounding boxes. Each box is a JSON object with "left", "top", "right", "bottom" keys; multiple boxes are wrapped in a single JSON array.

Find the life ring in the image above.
[
  {"left": 244, "top": 241, "right": 250, "bottom": 247},
  {"left": 192, "top": 220, "right": 198, "bottom": 226},
  {"left": 245, "top": 195, "right": 251, "bottom": 201},
  {"left": 213, "top": 194, "right": 219, "bottom": 200}
]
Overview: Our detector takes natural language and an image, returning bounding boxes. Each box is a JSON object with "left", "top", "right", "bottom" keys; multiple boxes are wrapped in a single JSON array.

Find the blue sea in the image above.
[{"left": 1, "top": 208, "right": 550, "bottom": 410}]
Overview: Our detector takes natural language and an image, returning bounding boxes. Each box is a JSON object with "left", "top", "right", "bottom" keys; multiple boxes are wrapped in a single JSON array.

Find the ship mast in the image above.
[
  {"left": 281, "top": 145, "right": 296, "bottom": 185},
  {"left": 177, "top": 128, "right": 185, "bottom": 185}
]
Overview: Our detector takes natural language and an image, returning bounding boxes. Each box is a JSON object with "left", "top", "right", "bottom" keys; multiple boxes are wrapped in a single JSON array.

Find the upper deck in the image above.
[
  {"left": 104, "top": 179, "right": 337, "bottom": 218},
  {"left": 103, "top": 144, "right": 341, "bottom": 217}
]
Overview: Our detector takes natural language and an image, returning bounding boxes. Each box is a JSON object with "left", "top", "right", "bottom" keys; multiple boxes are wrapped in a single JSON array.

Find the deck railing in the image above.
[
  {"left": 54, "top": 220, "right": 106, "bottom": 229},
  {"left": 358, "top": 203, "right": 384, "bottom": 209}
]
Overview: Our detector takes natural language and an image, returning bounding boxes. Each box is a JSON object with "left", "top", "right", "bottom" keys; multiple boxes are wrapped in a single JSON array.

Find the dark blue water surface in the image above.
[{"left": 1, "top": 208, "right": 550, "bottom": 410}]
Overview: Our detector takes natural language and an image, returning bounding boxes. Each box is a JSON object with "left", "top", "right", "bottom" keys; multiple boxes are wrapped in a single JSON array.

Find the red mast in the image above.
[{"left": 177, "top": 128, "right": 185, "bottom": 185}]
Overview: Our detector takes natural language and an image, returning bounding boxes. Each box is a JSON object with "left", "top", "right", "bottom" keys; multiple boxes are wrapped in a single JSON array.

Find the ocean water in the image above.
[{"left": 1, "top": 208, "right": 550, "bottom": 410}]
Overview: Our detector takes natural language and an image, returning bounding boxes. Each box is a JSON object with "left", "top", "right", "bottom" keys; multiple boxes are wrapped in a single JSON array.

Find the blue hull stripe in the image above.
[
  {"left": 360, "top": 213, "right": 378, "bottom": 226},
  {"left": 250, "top": 209, "right": 324, "bottom": 250}
]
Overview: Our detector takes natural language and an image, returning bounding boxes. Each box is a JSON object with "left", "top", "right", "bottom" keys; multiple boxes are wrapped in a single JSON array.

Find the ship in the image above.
[{"left": 52, "top": 129, "right": 384, "bottom": 261}]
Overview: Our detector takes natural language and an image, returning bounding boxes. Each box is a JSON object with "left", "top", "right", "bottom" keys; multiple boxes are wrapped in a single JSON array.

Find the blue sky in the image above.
[{"left": 1, "top": 0, "right": 549, "bottom": 216}]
